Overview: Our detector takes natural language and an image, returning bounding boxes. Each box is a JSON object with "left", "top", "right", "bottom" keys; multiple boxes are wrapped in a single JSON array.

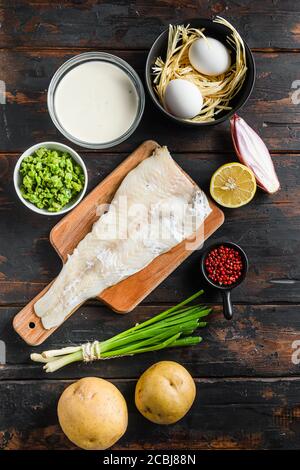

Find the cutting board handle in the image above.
[{"left": 13, "top": 282, "right": 56, "bottom": 346}]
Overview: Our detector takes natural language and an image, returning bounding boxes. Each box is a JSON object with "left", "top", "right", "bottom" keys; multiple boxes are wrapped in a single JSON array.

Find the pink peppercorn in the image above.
[{"left": 205, "top": 245, "right": 243, "bottom": 286}]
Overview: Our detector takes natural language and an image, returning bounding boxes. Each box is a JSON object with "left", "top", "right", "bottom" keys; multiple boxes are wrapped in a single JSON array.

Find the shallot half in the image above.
[{"left": 230, "top": 114, "right": 280, "bottom": 194}]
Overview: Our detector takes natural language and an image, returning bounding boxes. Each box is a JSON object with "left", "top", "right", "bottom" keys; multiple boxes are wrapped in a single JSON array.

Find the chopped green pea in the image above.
[{"left": 19, "top": 147, "right": 85, "bottom": 213}]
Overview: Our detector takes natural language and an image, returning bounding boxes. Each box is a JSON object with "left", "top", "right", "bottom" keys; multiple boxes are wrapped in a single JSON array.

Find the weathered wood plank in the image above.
[
  {"left": 1, "top": 304, "right": 299, "bottom": 380},
  {"left": 0, "top": 152, "right": 299, "bottom": 305},
  {"left": 0, "top": 50, "right": 300, "bottom": 153},
  {"left": 0, "top": 377, "right": 300, "bottom": 449},
  {"left": 0, "top": 0, "right": 299, "bottom": 453},
  {"left": 0, "top": 1, "right": 299, "bottom": 50}
]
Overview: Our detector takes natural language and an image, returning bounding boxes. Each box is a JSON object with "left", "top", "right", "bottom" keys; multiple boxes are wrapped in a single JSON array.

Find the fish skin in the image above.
[{"left": 35, "top": 146, "right": 211, "bottom": 329}]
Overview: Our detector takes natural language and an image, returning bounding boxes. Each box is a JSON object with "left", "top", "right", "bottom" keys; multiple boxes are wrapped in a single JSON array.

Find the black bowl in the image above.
[
  {"left": 145, "top": 18, "right": 255, "bottom": 127},
  {"left": 200, "top": 242, "right": 249, "bottom": 320}
]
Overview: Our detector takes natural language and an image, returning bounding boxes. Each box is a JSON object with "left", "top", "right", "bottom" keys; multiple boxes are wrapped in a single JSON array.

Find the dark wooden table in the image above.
[{"left": 1, "top": 0, "right": 300, "bottom": 450}]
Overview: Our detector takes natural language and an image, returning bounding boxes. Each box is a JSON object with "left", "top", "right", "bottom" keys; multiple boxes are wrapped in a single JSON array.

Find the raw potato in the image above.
[
  {"left": 135, "top": 361, "right": 196, "bottom": 424},
  {"left": 58, "top": 377, "right": 128, "bottom": 450}
]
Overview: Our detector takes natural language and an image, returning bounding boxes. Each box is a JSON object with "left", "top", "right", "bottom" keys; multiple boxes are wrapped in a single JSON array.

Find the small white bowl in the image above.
[{"left": 14, "top": 141, "right": 88, "bottom": 216}]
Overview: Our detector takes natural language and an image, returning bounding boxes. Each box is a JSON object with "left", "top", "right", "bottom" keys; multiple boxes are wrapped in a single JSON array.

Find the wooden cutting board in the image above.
[{"left": 13, "top": 140, "right": 224, "bottom": 346}]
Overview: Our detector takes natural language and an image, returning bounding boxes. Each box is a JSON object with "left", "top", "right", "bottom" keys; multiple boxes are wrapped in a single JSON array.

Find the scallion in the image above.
[{"left": 31, "top": 290, "right": 210, "bottom": 373}]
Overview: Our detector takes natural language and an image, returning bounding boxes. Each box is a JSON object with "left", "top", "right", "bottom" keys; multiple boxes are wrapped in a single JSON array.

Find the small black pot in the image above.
[
  {"left": 145, "top": 18, "right": 256, "bottom": 127},
  {"left": 200, "top": 242, "right": 249, "bottom": 320}
]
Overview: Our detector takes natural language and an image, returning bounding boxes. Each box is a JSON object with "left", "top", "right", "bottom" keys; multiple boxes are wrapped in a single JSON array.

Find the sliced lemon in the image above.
[{"left": 210, "top": 162, "right": 257, "bottom": 208}]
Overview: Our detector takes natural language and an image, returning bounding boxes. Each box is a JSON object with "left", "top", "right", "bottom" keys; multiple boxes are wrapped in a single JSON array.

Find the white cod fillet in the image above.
[{"left": 35, "top": 146, "right": 211, "bottom": 329}]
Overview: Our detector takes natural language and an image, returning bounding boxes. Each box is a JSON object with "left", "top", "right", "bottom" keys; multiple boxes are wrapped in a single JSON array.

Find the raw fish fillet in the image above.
[{"left": 35, "top": 146, "right": 211, "bottom": 329}]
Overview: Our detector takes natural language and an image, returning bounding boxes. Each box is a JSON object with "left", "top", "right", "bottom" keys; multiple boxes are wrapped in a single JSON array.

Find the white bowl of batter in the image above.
[{"left": 47, "top": 52, "right": 145, "bottom": 149}]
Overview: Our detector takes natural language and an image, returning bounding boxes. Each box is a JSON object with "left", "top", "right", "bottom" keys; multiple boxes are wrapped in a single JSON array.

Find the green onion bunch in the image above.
[{"left": 31, "top": 290, "right": 210, "bottom": 373}]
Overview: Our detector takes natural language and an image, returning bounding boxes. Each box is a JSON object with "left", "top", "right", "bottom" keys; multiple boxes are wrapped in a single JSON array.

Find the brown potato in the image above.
[
  {"left": 135, "top": 361, "right": 196, "bottom": 425},
  {"left": 58, "top": 377, "right": 128, "bottom": 450}
]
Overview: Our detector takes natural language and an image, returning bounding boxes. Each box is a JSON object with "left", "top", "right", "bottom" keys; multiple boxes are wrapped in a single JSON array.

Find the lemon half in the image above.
[{"left": 210, "top": 162, "right": 257, "bottom": 208}]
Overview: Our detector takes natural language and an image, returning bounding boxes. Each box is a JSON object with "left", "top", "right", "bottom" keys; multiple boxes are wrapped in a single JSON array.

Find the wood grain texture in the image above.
[
  {"left": 0, "top": 49, "right": 300, "bottom": 153},
  {"left": 1, "top": 304, "right": 300, "bottom": 380},
  {"left": 1, "top": 152, "right": 299, "bottom": 306},
  {"left": 13, "top": 141, "right": 224, "bottom": 345},
  {"left": 0, "top": 1, "right": 299, "bottom": 50},
  {"left": 0, "top": 0, "right": 299, "bottom": 451},
  {"left": 0, "top": 378, "right": 300, "bottom": 450}
]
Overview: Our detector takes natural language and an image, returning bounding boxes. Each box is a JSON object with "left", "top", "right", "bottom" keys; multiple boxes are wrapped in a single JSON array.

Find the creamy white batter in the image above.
[{"left": 54, "top": 61, "right": 139, "bottom": 144}]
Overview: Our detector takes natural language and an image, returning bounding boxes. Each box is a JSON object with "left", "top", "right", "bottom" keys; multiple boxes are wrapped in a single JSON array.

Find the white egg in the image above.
[
  {"left": 164, "top": 79, "right": 203, "bottom": 119},
  {"left": 189, "top": 37, "right": 231, "bottom": 76}
]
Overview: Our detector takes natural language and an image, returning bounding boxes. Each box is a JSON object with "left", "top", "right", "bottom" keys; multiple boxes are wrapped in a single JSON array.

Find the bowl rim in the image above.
[
  {"left": 13, "top": 141, "right": 88, "bottom": 216},
  {"left": 200, "top": 241, "right": 249, "bottom": 291},
  {"left": 47, "top": 51, "right": 145, "bottom": 149},
  {"left": 145, "top": 17, "right": 256, "bottom": 126}
]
